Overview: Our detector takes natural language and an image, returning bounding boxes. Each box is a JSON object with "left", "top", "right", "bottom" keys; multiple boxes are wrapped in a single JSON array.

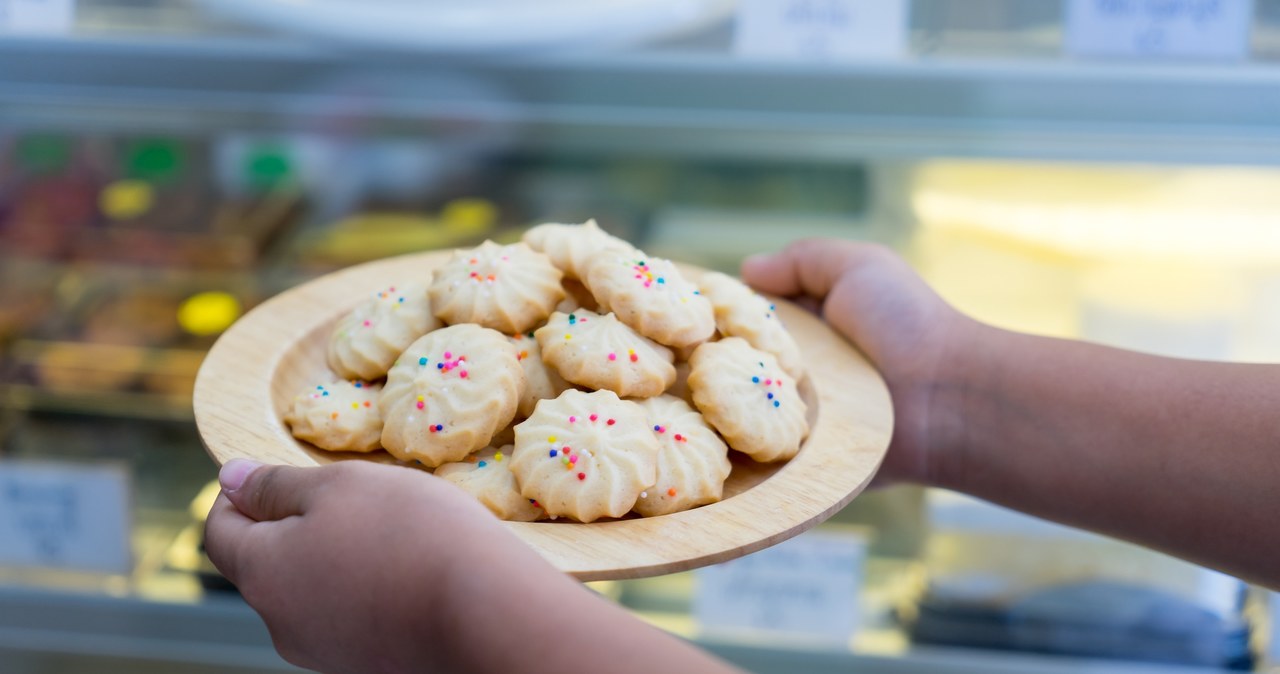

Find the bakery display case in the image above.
[{"left": 3, "top": 1, "right": 1280, "bottom": 672}]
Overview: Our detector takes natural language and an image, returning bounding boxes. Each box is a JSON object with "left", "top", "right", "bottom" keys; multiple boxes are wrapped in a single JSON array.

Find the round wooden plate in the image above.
[{"left": 194, "top": 250, "right": 893, "bottom": 581}]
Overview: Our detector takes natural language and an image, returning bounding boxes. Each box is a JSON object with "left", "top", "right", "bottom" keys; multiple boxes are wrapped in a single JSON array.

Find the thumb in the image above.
[
  {"left": 220, "top": 459, "right": 319, "bottom": 522},
  {"left": 741, "top": 239, "right": 872, "bottom": 300}
]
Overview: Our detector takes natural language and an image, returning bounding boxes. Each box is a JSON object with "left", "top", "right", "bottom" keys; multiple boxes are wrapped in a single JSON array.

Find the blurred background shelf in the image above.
[{"left": 2, "top": 1, "right": 1280, "bottom": 165}]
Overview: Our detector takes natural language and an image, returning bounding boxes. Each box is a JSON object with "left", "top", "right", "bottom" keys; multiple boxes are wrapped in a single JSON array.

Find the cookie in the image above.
[
  {"left": 698, "top": 272, "right": 804, "bottom": 379},
  {"left": 583, "top": 252, "right": 714, "bottom": 349},
  {"left": 509, "top": 389, "right": 658, "bottom": 522},
  {"left": 327, "top": 282, "right": 440, "bottom": 380},
  {"left": 633, "top": 395, "right": 731, "bottom": 517},
  {"left": 522, "top": 218, "right": 637, "bottom": 281},
  {"left": 687, "top": 337, "right": 808, "bottom": 462},
  {"left": 428, "top": 241, "right": 564, "bottom": 334},
  {"left": 508, "top": 331, "right": 573, "bottom": 418},
  {"left": 285, "top": 380, "right": 383, "bottom": 453},
  {"left": 380, "top": 325, "right": 525, "bottom": 467},
  {"left": 535, "top": 310, "right": 675, "bottom": 399},
  {"left": 435, "top": 446, "right": 544, "bottom": 522}
]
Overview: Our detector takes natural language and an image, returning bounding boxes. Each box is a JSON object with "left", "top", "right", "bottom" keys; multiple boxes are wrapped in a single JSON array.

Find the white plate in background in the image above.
[{"left": 195, "top": 0, "right": 737, "bottom": 52}]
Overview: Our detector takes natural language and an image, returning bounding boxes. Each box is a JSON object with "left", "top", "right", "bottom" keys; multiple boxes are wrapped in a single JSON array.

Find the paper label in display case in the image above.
[
  {"left": 1066, "top": 0, "right": 1254, "bottom": 60},
  {"left": 734, "top": 0, "right": 909, "bottom": 62},
  {"left": 0, "top": 461, "right": 132, "bottom": 575},
  {"left": 694, "top": 529, "right": 865, "bottom": 642},
  {"left": 0, "top": 0, "right": 75, "bottom": 34}
]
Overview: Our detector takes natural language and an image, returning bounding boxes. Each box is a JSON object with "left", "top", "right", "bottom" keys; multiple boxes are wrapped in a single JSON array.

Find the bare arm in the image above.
[
  {"left": 205, "top": 460, "right": 740, "bottom": 674},
  {"left": 744, "top": 239, "right": 1280, "bottom": 589},
  {"left": 951, "top": 328, "right": 1280, "bottom": 587}
]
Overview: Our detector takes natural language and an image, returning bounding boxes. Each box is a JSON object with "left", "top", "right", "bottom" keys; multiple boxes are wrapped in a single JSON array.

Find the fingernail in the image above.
[{"left": 220, "top": 459, "right": 262, "bottom": 492}]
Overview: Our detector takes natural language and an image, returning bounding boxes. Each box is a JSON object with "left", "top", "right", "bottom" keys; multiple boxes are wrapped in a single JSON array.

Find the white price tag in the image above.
[
  {"left": 0, "top": 0, "right": 76, "bottom": 34},
  {"left": 0, "top": 462, "right": 132, "bottom": 575},
  {"left": 734, "top": 0, "right": 909, "bottom": 62},
  {"left": 1066, "top": 0, "right": 1253, "bottom": 60},
  {"left": 694, "top": 529, "right": 865, "bottom": 642}
]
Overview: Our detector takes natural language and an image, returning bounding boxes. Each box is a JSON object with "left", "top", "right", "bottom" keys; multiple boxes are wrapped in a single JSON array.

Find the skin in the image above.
[{"left": 206, "top": 237, "right": 1280, "bottom": 673}]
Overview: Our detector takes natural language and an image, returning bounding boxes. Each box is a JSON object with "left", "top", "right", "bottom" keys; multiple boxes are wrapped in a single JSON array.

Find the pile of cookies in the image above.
[{"left": 284, "top": 220, "right": 809, "bottom": 523}]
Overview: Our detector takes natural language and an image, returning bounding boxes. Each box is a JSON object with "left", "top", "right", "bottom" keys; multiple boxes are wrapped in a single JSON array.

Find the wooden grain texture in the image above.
[{"left": 194, "top": 251, "right": 893, "bottom": 581}]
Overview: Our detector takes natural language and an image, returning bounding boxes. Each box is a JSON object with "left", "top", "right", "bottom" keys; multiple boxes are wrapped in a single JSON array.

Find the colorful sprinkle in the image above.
[
  {"left": 564, "top": 334, "right": 572, "bottom": 341},
  {"left": 654, "top": 425, "right": 664, "bottom": 433},
  {"left": 494, "top": 452, "right": 503, "bottom": 462},
  {"left": 459, "top": 370, "right": 468, "bottom": 378},
  {"left": 363, "top": 401, "right": 371, "bottom": 407},
  {"left": 606, "top": 419, "right": 615, "bottom": 426},
  {"left": 589, "top": 414, "right": 598, "bottom": 422},
  {"left": 667, "top": 488, "right": 677, "bottom": 497},
  {"left": 330, "top": 412, "right": 338, "bottom": 420},
  {"left": 629, "top": 350, "right": 638, "bottom": 363},
  {"left": 549, "top": 449, "right": 558, "bottom": 457},
  {"left": 362, "top": 320, "right": 371, "bottom": 327},
  {"left": 577, "top": 473, "right": 586, "bottom": 481},
  {"left": 569, "top": 416, "right": 576, "bottom": 423},
  {"left": 478, "top": 461, "right": 487, "bottom": 468},
  {"left": 773, "top": 401, "right": 780, "bottom": 408},
  {"left": 608, "top": 353, "right": 617, "bottom": 361},
  {"left": 752, "top": 376, "right": 760, "bottom": 383}
]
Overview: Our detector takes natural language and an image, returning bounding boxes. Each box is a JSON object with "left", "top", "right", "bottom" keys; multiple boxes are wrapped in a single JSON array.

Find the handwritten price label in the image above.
[
  {"left": 0, "top": 0, "right": 75, "bottom": 33},
  {"left": 734, "top": 0, "right": 909, "bottom": 62},
  {"left": 1066, "top": 0, "right": 1254, "bottom": 60},
  {"left": 0, "top": 462, "right": 132, "bottom": 574},
  {"left": 694, "top": 529, "right": 865, "bottom": 641}
]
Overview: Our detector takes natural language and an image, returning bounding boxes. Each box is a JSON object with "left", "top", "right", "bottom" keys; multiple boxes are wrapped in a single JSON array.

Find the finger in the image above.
[
  {"left": 220, "top": 460, "right": 327, "bottom": 523},
  {"left": 204, "top": 492, "right": 257, "bottom": 586},
  {"left": 741, "top": 239, "right": 882, "bottom": 300}
]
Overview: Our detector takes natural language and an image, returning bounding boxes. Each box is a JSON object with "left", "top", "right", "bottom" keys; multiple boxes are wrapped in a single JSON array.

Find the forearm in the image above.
[
  {"left": 939, "top": 325, "right": 1280, "bottom": 588},
  {"left": 431, "top": 529, "right": 740, "bottom": 674}
]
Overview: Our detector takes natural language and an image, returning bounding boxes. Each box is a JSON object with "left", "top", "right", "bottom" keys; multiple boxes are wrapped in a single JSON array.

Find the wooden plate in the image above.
[{"left": 194, "top": 251, "right": 893, "bottom": 581}]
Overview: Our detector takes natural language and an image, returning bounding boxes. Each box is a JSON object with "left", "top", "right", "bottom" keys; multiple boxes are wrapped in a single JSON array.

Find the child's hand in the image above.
[
  {"left": 206, "top": 459, "right": 746, "bottom": 674},
  {"left": 204, "top": 459, "right": 506, "bottom": 673},
  {"left": 743, "top": 239, "right": 978, "bottom": 486}
]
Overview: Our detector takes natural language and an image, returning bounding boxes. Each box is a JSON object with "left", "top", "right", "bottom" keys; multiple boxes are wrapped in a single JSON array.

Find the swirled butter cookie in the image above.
[
  {"left": 687, "top": 337, "right": 808, "bottom": 462},
  {"left": 380, "top": 325, "right": 525, "bottom": 467},
  {"left": 435, "top": 446, "right": 544, "bottom": 522},
  {"left": 428, "top": 241, "right": 564, "bottom": 334},
  {"left": 535, "top": 310, "right": 675, "bottom": 399},
  {"left": 522, "top": 218, "right": 637, "bottom": 281},
  {"left": 633, "top": 395, "right": 731, "bottom": 517},
  {"left": 285, "top": 380, "right": 383, "bottom": 453},
  {"left": 508, "top": 331, "right": 572, "bottom": 418},
  {"left": 698, "top": 272, "right": 804, "bottom": 379},
  {"left": 327, "top": 282, "right": 440, "bottom": 380},
  {"left": 510, "top": 389, "right": 658, "bottom": 522},
  {"left": 584, "top": 252, "right": 714, "bottom": 349}
]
